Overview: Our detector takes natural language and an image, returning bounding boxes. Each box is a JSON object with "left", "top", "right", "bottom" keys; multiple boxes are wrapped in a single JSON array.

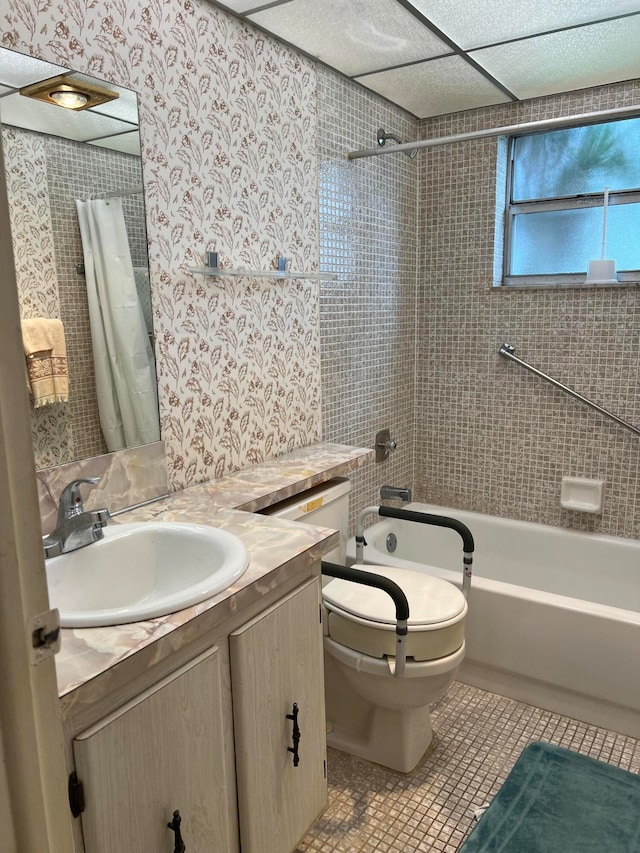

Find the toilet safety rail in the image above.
[
  {"left": 355, "top": 506, "right": 474, "bottom": 600},
  {"left": 499, "top": 343, "right": 640, "bottom": 438},
  {"left": 321, "top": 561, "right": 409, "bottom": 677}
]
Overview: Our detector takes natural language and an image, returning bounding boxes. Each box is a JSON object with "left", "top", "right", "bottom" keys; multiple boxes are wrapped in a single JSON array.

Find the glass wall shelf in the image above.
[{"left": 188, "top": 266, "right": 337, "bottom": 281}]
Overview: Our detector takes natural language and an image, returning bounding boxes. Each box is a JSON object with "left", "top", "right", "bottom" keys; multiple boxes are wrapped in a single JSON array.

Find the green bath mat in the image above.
[{"left": 459, "top": 741, "right": 640, "bottom": 852}]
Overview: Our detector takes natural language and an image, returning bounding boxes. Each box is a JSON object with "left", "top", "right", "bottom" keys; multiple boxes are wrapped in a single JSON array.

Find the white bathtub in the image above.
[{"left": 346, "top": 503, "right": 640, "bottom": 737}]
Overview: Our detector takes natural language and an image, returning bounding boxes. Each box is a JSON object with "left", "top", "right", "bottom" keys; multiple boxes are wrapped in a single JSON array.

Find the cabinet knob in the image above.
[
  {"left": 167, "top": 809, "right": 186, "bottom": 853},
  {"left": 286, "top": 702, "right": 301, "bottom": 767}
]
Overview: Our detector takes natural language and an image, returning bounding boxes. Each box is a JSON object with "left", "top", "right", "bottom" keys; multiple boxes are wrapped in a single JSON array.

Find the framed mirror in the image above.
[{"left": 0, "top": 46, "right": 160, "bottom": 470}]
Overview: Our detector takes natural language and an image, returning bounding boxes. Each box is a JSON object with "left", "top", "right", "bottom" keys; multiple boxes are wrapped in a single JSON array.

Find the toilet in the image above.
[{"left": 261, "top": 478, "right": 467, "bottom": 773}]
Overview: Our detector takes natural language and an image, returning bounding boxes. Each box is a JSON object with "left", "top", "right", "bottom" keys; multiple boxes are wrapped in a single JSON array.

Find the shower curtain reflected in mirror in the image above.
[{"left": 75, "top": 198, "right": 160, "bottom": 452}]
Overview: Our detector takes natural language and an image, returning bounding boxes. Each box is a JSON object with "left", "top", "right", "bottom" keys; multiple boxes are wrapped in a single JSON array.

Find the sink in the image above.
[{"left": 46, "top": 522, "right": 250, "bottom": 628}]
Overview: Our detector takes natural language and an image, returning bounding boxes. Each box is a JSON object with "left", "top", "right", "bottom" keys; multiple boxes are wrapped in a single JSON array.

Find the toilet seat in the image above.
[{"left": 323, "top": 564, "right": 467, "bottom": 662}]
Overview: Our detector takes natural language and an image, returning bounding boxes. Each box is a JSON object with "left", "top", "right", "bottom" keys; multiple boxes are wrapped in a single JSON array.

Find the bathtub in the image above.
[{"left": 346, "top": 503, "right": 640, "bottom": 738}]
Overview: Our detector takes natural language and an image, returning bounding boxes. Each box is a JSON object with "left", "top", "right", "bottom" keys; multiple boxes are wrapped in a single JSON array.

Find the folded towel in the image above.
[{"left": 21, "top": 318, "right": 69, "bottom": 407}]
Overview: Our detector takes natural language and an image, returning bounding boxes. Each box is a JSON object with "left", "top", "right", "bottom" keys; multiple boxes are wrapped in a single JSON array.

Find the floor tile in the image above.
[{"left": 296, "top": 681, "right": 640, "bottom": 852}]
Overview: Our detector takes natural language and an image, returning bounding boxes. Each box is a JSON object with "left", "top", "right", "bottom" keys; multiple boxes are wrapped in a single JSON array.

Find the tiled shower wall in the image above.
[
  {"left": 416, "top": 79, "right": 640, "bottom": 537},
  {"left": 317, "top": 66, "right": 418, "bottom": 530}
]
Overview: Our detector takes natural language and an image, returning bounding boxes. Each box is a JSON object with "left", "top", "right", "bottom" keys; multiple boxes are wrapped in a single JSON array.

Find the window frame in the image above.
[{"left": 501, "top": 127, "right": 640, "bottom": 288}]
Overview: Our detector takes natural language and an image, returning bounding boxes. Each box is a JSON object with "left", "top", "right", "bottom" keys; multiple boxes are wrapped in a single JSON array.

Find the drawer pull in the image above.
[
  {"left": 167, "top": 809, "right": 186, "bottom": 853},
  {"left": 286, "top": 702, "right": 300, "bottom": 766}
]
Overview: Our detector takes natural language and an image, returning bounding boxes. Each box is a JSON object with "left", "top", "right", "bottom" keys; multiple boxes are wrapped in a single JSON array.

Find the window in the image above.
[{"left": 503, "top": 117, "right": 640, "bottom": 286}]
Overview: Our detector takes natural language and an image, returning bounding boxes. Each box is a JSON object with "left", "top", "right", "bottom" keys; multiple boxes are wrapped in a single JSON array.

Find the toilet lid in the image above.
[{"left": 323, "top": 564, "right": 466, "bottom": 629}]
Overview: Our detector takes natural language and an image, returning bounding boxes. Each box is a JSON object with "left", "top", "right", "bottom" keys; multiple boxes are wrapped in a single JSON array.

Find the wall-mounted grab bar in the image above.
[{"left": 498, "top": 343, "right": 640, "bottom": 438}]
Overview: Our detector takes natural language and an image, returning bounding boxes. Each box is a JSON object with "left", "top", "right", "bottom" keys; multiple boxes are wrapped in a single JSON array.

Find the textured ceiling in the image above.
[{"left": 216, "top": 0, "right": 640, "bottom": 118}]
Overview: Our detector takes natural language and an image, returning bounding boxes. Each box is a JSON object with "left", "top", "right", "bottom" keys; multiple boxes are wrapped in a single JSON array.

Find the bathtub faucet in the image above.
[{"left": 380, "top": 485, "right": 412, "bottom": 504}]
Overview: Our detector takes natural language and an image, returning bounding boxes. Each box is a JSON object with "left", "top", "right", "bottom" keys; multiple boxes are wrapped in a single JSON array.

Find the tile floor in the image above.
[{"left": 297, "top": 681, "right": 640, "bottom": 852}]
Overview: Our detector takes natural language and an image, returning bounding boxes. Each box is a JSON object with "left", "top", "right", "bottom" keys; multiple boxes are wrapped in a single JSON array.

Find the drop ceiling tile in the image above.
[
  {"left": 216, "top": 0, "right": 268, "bottom": 12},
  {"left": 88, "top": 131, "right": 141, "bottom": 157},
  {"left": 248, "top": 0, "right": 451, "bottom": 76},
  {"left": 0, "top": 93, "right": 138, "bottom": 143},
  {"left": 406, "top": 0, "right": 640, "bottom": 50},
  {"left": 0, "top": 46, "right": 69, "bottom": 88},
  {"left": 356, "top": 55, "right": 511, "bottom": 119},
  {"left": 472, "top": 16, "right": 640, "bottom": 100}
]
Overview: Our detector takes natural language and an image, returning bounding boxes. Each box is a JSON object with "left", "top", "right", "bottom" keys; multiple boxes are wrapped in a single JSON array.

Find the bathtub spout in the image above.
[{"left": 380, "top": 485, "right": 412, "bottom": 503}]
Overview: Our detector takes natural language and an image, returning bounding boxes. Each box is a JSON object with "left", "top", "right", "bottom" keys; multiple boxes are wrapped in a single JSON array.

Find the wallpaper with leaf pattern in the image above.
[{"left": 1, "top": 0, "right": 321, "bottom": 490}]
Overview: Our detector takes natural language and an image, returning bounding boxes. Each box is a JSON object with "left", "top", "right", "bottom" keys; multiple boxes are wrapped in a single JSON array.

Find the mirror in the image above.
[{"left": 0, "top": 46, "right": 160, "bottom": 469}]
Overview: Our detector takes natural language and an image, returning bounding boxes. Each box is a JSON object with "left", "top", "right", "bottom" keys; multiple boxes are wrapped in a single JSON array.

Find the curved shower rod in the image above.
[
  {"left": 348, "top": 104, "right": 640, "bottom": 160},
  {"left": 376, "top": 127, "right": 417, "bottom": 159}
]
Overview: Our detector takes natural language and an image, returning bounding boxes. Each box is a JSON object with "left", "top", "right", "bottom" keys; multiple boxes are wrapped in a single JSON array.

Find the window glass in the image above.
[
  {"left": 512, "top": 118, "right": 640, "bottom": 201},
  {"left": 511, "top": 203, "right": 640, "bottom": 275},
  {"left": 505, "top": 116, "right": 640, "bottom": 283}
]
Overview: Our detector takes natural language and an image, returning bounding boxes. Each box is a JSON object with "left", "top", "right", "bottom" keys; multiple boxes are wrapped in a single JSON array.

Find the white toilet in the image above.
[{"left": 262, "top": 478, "right": 467, "bottom": 773}]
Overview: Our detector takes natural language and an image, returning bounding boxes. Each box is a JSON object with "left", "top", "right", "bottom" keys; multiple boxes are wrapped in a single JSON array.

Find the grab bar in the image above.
[
  {"left": 498, "top": 343, "right": 640, "bottom": 438},
  {"left": 321, "top": 561, "right": 409, "bottom": 676},
  {"left": 355, "top": 506, "right": 474, "bottom": 600}
]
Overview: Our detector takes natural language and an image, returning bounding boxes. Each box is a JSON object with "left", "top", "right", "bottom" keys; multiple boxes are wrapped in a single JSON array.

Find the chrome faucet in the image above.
[
  {"left": 380, "top": 485, "right": 412, "bottom": 504},
  {"left": 42, "top": 478, "right": 110, "bottom": 558}
]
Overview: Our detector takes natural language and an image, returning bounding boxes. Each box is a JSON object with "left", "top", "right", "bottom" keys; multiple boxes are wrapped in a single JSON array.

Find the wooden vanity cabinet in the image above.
[
  {"left": 231, "top": 578, "right": 327, "bottom": 853},
  {"left": 70, "top": 577, "right": 327, "bottom": 853},
  {"left": 73, "top": 644, "right": 239, "bottom": 853}
]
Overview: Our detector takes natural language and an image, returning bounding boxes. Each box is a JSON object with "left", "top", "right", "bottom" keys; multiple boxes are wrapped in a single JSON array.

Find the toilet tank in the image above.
[{"left": 259, "top": 478, "right": 350, "bottom": 565}]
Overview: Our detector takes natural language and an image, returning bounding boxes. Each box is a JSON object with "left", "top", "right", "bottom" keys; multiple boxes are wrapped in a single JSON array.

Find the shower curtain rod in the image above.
[
  {"left": 100, "top": 185, "right": 144, "bottom": 199},
  {"left": 84, "top": 185, "right": 144, "bottom": 200},
  {"left": 347, "top": 103, "right": 640, "bottom": 160}
]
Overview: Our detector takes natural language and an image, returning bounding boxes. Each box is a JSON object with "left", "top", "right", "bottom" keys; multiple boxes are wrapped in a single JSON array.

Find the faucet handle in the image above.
[{"left": 58, "top": 477, "right": 101, "bottom": 520}]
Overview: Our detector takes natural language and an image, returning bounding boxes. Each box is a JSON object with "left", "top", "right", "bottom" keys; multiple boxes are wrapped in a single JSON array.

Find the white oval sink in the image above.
[{"left": 46, "top": 522, "right": 250, "bottom": 628}]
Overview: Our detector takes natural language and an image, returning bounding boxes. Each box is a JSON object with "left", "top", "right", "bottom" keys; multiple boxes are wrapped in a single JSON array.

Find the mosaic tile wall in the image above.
[
  {"left": 416, "top": 79, "right": 640, "bottom": 537},
  {"left": 1, "top": 0, "right": 320, "bottom": 492},
  {"left": 317, "top": 66, "right": 418, "bottom": 530},
  {"left": 2, "top": 126, "right": 70, "bottom": 468}
]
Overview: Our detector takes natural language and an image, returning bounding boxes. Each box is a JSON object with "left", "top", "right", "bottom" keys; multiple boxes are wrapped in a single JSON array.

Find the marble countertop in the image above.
[{"left": 56, "top": 442, "right": 373, "bottom": 706}]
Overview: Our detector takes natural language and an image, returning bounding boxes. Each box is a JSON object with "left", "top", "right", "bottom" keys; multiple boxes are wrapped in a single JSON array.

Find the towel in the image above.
[{"left": 21, "top": 318, "right": 69, "bottom": 407}]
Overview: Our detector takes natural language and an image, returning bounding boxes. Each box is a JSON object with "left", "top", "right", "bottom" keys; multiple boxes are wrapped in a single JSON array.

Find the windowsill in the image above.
[{"left": 497, "top": 272, "right": 640, "bottom": 290}]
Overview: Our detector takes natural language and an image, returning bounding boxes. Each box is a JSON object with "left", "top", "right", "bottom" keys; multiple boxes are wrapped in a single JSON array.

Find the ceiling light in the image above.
[
  {"left": 49, "top": 89, "right": 89, "bottom": 109},
  {"left": 19, "top": 75, "right": 119, "bottom": 111}
]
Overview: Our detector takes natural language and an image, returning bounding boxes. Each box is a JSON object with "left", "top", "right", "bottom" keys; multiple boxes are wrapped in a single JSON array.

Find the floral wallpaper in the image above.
[{"left": 1, "top": 0, "right": 321, "bottom": 491}]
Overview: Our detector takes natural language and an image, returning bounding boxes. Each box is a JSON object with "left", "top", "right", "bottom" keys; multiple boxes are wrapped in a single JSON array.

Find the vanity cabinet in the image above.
[
  {"left": 231, "top": 578, "right": 327, "bottom": 853},
  {"left": 73, "top": 645, "right": 239, "bottom": 853},
  {"left": 69, "top": 577, "right": 326, "bottom": 853}
]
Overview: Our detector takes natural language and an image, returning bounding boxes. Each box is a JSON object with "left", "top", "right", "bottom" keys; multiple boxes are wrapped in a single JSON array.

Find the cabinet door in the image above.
[
  {"left": 73, "top": 645, "right": 238, "bottom": 853},
  {"left": 230, "top": 579, "right": 327, "bottom": 853}
]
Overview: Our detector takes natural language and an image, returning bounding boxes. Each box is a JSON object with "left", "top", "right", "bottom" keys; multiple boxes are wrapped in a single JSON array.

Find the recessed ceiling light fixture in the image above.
[{"left": 19, "top": 75, "right": 119, "bottom": 111}]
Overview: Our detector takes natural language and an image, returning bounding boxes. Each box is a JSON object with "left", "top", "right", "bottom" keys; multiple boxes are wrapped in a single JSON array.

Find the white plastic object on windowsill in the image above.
[{"left": 560, "top": 477, "right": 605, "bottom": 513}]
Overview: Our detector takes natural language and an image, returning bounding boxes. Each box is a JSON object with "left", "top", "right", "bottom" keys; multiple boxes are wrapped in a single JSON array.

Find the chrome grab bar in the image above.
[{"left": 498, "top": 343, "right": 640, "bottom": 438}]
